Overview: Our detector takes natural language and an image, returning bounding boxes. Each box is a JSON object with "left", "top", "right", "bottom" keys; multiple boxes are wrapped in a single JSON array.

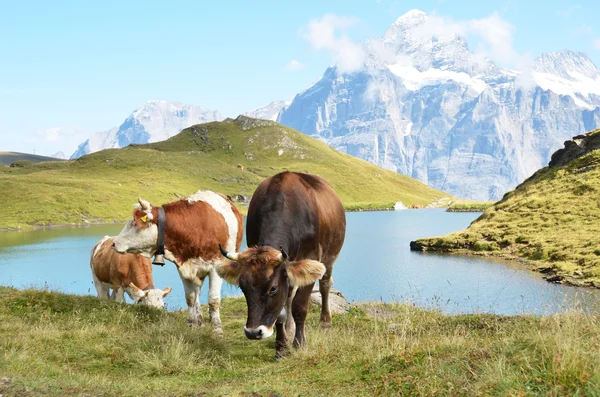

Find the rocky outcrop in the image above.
[{"left": 548, "top": 129, "right": 600, "bottom": 167}]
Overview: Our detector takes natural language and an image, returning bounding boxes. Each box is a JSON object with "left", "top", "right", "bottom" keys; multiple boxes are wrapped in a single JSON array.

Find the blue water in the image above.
[{"left": 1, "top": 209, "right": 599, "bottom": 315}]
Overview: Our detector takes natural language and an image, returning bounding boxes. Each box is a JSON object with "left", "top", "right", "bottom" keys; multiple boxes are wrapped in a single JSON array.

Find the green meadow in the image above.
[
  {"left": 1, "top": 286, "right": 599, "bottom": 396},
  {"left": 0, "top": 117, "right": 450, "bottom": 230}
]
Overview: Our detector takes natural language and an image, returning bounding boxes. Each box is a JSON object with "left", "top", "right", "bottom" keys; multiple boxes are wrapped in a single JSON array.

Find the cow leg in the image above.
[
  {"left": 319, "top": 259, "right": 336, "bottom": 327},
  {"left": 274, "top": 320, "right": 289, "bottom": 359},
  {"left": 114, "top": 287, "right": 126, "bottom": 303},
  {"left": 291, "top": 283, "right": 315, "bottom": 349},
  {"left": 92, "top": 273, "right": 110, "bottom": 299},
  {"left": 207, "top": 267, "right": 223, "bottom": 334},
  {"left": 285, "top": 286, "right": 298, "bottom": 338},
  {"left": 180, "top": 276, "right": 203, "bottom": 326}
]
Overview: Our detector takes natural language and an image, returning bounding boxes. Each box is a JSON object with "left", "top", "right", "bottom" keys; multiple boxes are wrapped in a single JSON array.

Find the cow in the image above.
[
  {"left": 112, "top": 190, "right": 243, "bottom": 334},
  {"left": 217, "top": 171, "right": 346, "bottom": 357},
  {"left": 90, "top": 236, "right": 172, "bottom": 308}
]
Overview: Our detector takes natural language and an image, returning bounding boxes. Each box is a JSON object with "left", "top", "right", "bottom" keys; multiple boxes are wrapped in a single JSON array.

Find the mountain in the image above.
[
  {"left": 51, "top": 151, "right": 68, "bottom": 160},
  {"left": 244, "top": 100, "right": 289, "bottom": 121},
  {"left": 1, "top": 116, "right": 451, "bottom": 229},
  {"left": 277, "top": 10, "right": 600, "bottom": 200},
  {"left": 0, "top": 152, "right": 66, "bottom": 166},
  {"left": 70, "top": 100, "right": 223, "bottom": 159},
  {"left": 411, "top": 128, "right": 600, "bottom": 287}
]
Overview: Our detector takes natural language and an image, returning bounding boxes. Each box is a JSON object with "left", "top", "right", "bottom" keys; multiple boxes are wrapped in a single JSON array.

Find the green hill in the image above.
[
  {"left": 0, "top": 151, "right": 65, "bottom": 167},
  {"left": 411, "top": 129, "right": 600, "bottom": 287},
  {"left": 0, "top": 116, "right": 450, "bottom": 229},
  {"left": 1, "top": 286, "right": 599, "bottom": 396}
]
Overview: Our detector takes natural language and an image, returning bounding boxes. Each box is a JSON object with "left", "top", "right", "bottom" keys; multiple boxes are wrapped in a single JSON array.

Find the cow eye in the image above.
[{"left": 268, "top": 285, "right": 278, "bottom": 295}]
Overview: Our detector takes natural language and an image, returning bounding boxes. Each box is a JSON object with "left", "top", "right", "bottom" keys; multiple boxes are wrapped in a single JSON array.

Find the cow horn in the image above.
[
  {"left": 138, "top": 197, "right": 151, "bottom": 211},
  {"left": 219, "top": 244, "right": 239, "bottom": 261},
  {"left": 279, "top": 246, "right": 288, "bottom": 262},
  {"left": 129, "top": 282, "right": 141, "bottom": 292}
]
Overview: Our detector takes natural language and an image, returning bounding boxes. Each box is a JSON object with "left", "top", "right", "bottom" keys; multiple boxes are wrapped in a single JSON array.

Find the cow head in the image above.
[
  {"left": 216, "top": 245, "right": 325, "bottom": 340},
  {"left": 129, "top": 283, "right": 172, "bottom": 308},
  {"left": 113, "top": 198, "right": 158, "bottom": 258}
]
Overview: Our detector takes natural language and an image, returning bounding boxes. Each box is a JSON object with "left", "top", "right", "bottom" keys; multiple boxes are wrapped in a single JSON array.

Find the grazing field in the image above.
[
  {"left": 0, "top": 116, "right": 450, "bottom": 230},
  {"left": 1, "top": 286, "right": 599, "bottom": 396},
  {"left": 412, "top": 129, "right": 600, "bottom": 288}
]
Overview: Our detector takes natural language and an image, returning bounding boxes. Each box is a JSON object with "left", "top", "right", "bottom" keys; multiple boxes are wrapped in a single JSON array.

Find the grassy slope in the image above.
[
  {"left": 1, "top": 287, "right": 599, "bottom": 396},
  {"left": 0, "top": 117, "right": 450, "bottom": 229},
  {"left": 413, "top": 132, "right": 600, "bottom": 287},
  {"left": 446, "top": 200, "right": 494, "bottom": 212},
  {"left": 0, "top": 152, "right": 65, "bottom": 166}
]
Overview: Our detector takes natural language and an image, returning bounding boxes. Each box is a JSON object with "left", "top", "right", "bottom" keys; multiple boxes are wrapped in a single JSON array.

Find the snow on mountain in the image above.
[
  {"left": 244, "top": 100, "right": 290, "bottom": 121},
  {"left": 279, "top": 9, "right": 600, "bottom": 200},
  {"left": 51, "top": 151, "right": 68, "bottom": 160},
  {"left": 71, "top": 101, "right": 222, "bottom": 159}
]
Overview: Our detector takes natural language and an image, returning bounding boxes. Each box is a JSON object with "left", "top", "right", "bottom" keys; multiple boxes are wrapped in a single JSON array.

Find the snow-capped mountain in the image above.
[
  {"left": 71, "top": 101, "right": 222, "bottom": 159},
  {"left": 51, "top": 151, "right": 67, "bottom": 160},
  {"left": 278, "top": 10, "right": 600, "bottom": 200},
  {"left": 245, "top": 100, "right": 289, "bottom": 121}
]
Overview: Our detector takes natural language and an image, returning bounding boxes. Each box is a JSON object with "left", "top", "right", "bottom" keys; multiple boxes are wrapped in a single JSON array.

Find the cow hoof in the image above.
[
  {"left": 212, "top": 327, "right": 224, "bottom": 336},
  {"left": 274, "top": 349, "right": 290, "bottom": 360},
  {"left": 320, "top": 321, "right": 333, "bottom": 329},
  {"left": 187, "top": 319, "right": 203, "bottom": 328}
]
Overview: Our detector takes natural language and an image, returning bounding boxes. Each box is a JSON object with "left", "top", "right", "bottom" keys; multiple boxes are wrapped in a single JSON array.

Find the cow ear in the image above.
[
  {"left": 216, "top": 260, "right": 242, "bottom": 285},
  {"left": 162, "top": 287, "right": 172, "bottom": 297},
  {"left": 286, "top": 260, "right": 326, "bottom": 287}
]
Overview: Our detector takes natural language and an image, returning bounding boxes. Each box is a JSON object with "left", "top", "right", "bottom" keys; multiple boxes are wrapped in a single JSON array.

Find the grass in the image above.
[
  {"left": 0, "top": 117, "right": 450, "bottom": 230},
  {"left": 1, "top": 286, "right": 600, "bottom": 396},
  {"left": 0, "top": 152, "right": 65, "bottom": 167},
  {"left": 446, "top": 200, "right": 495, "bottom": 212},
  {"left": 412, "top": 129, "right": 600, "bottom": 287}
]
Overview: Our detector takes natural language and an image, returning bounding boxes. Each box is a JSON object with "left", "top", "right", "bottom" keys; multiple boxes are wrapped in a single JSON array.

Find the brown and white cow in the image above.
[
  {"left": 91, "top": 236, "right": 172, "bottom": 308},
  {"left": 112, "top": 190, "right": 243, "bottom": 333},
  {"left": 217, "top": 171, "right": 346, "bottom": 357}
]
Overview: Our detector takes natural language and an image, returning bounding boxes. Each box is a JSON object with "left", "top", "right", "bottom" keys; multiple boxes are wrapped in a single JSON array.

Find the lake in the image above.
[{"left": 1, "top": 209, "right": 600, "bottom": 315}]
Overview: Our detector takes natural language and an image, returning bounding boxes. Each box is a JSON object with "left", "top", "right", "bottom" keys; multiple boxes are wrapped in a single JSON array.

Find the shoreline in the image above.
[
  {"left": 410, "top": 243, "right": 600, "bottom": 290},
  {"left": 0, "top": 205, "right": 443, "bottom": 232}
]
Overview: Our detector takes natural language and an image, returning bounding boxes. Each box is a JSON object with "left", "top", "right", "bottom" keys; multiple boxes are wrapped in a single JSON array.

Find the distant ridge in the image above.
[
  {"left": 0, "top": 152, "right": 66, "bottom": 166},
  {"left": 0, "top": 116, "right": 451, "bottom": 229}
]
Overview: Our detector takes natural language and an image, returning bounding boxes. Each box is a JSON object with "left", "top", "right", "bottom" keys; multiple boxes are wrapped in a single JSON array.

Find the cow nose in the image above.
[{"left": 244, "top": 327, "right": 263, "bottom": 340}]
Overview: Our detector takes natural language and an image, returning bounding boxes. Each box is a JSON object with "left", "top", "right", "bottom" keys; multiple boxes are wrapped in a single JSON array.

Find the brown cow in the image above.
[
  {"left": 91, "top": 236, "right": 172, "bottom": 308},
  {"left": 112, "top": 190, "right": 243, "bottom": 333},
  {"left": 217, "top": 171, "right": 346, "bottom": 357}
]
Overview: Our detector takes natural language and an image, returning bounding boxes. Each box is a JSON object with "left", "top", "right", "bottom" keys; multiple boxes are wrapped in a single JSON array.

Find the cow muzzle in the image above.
[{"left": 243, "top": 325, "right": 274, "bottom": 340}]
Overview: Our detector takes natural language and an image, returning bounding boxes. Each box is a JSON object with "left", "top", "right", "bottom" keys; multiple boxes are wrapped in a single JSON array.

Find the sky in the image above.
[{"left": 2, "top": 0, "right": 600, "bottom": 156}]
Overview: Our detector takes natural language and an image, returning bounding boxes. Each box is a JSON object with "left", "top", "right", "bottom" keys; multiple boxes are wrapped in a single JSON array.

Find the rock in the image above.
[
  {"left": 409, "top": 240, "right": 425, "bottom": 251},
  {"left": 393, "top": 201, "right": 407, "bottom": 210},
  {"left": 548, "top": 130, "right": 600, "bottom": 167},
  {"left": 227, "top": 194, "right": 251, "bottom": 204},
  {"left": 310, "top": 285, "right": 350, "bottom": 314}
]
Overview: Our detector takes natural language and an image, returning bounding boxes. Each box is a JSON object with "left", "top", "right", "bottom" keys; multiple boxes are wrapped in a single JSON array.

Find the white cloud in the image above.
[
  {"left": 299, "top": 14, "right": 366, "bottom": 74},
  {"left": 285, "top": 59, "right": 305, "bottom": 71},
  {"left": 24, "top": 126, "right": 89, "bottom": 156},
  {"left": 594, "top": 39, "right": 600, "bottom": 51},
  {"left": 557, "top": 5, "right": 582, "bottom": 17},
  {"left": 571, "top": 24, "right": 592, "bottom": 37}
]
